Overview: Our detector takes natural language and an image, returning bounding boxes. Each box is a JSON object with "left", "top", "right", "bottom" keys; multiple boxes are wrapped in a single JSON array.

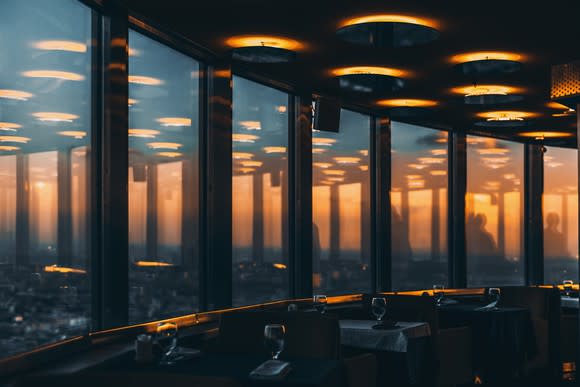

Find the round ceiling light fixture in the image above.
[
  {"left": 450, "top": 84, "right": 524, "bottom": 105},
  {"left": 450, "top": 51, "right": 526, "bottom": 75},
  {"left": 330, "top": 66, "right": 408, "bottom": 93},
  {"left": 225, "top": 35, "right": 304, "bottom": 63},
  {"left": 377, "top": 98, "right": 438, "bottom": 107},
  {"left": 518, "top": 131, "right": 573, "bottom": 139},
  {"left": 337, "top": 13, "right": 440, "bottom": 48},
  {"left": 475, "top": 110, "right": 538, "bottom": 127}
]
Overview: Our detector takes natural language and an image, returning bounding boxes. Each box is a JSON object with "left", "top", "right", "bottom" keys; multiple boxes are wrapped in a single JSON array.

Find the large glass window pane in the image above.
[
  {"left": 391, "top": 122, "right": 448, "bottom": 290},
  {"left": 128, "top": 31, "right": 200, "bottom": 323},
  {"left": 543, "top": 146, "right": 578, "bottom": 284},
  {"left": 466, "top": 136, "right": 524, "bottom": 286},
  {"left": 232, "top": 76, "right": 289, "bottom": 306},
  {"left": 0, "top": 0, "right": 92, "bottom": 357},
  {"left": 312, "top": 110, "right": 371, "bottom": 295}
]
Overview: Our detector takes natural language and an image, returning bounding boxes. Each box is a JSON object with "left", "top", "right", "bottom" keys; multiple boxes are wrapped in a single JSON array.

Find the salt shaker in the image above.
[{"left": 135, "top": 334, "right": 154, "bottom": 363}]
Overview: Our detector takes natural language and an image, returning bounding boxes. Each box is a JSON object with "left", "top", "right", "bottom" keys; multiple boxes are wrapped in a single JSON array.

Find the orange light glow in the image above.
[
  {"left": 359, "top": 165, "right": 369, "bottom": 171},
  {"left": 406, "top": 174, "right": 423, "bottom": 180},
  {"left": 408, "top": 179, "right": 425, "bottom": 189},
  {"left": 314, "top": 162, "right": 333, "bottom": 169},
  {"left": 418, "top": 157, "right": 445, "bottom": 164},
  {"left": 129, "top": 75, "right": 163, "bottom": 86},
  {"left": 377, "top": 99, "right": 438, "bottom": 107},
  {"left": 233, "top": 152, "right": 254, "bottom": 160},
  {"left": 233, "top": 133, "right": 259, "bottom": 143},
  {"left": 128, "top": 98, "right": 138, "bottom": 106},
  {"left": 135, "top": 260, "right": 174, "bottom": 267},
  {"left": 477, "top": 110, "right": 538, "bottom": 121},
  {"left": 225, "top": 35, "right": 304, "bottom": 51},
  {"left": 0, "top": 122, "right": 21, "bottom": 131},
  {"left": 236, "top": 167, "right": 255, "bottom": 174},
  {"left": 312, "top": 148, "right": 327, "bottom": 154},
  {"left": 33, "top": 40, "right": 87, "bottom": 53},
  {"left": 430, "top": 149, "right": 447, "bottom": 156},
  {"left": 330, "top": 66, "right": 408, "bottom": 78},
  {"left": 430, "top": 170, "right": 447, "bottom": 176},
  {"left": 518, "top": 131, "right": 573, "bottom": 139},
  {"left": 477, "top": 147, "right": 509, "bottom": 155},
  {"left": 276, "top": 105, "right": 287, "bottom": 113},
  {"left": 0, "top": 89, "right": 33, "bottom": 101},
  {"left": 58, "top": 131, "right": 86, "bottom": 139},
  {"left": 359, "top": 149, "right": 369, "bottom": 156},
  {"left": 0, "top": 136, "right": 30, "bottom": 143},
  {"left": 157, "top": 152, "right": 182, "bottom": 158},
  {"left": 241, "top": 160, "right": 263, "bottom": 167},
  {"left": 450, "top": 51, "right": 525, "bottom": 64},
  {"left": 0, "top": 146, "right": 19, "bottom": 151},
  {"left": 327, "top": 177, "right": 344, "bottom": 182},
  {"left": 22, "top": 70, "right": 84, "bottom": 81},
  {"left": 339, "top": 14, "right": 439, "bottom": 29},
  {"left": 147, "top": 142, "right": 182, "bottom": 150},
  {"left": 129, "top": 129, "right": 160, "bottom": 138},
  {"left": 33, "top": 112, "right": 78, "bottom": 122},
  {"left": 408, "top": 163, "right": 428, "bottom": 170},
  {"left": 547, "top": 101, "right": 572, "bottom": 110},
  {"left": 263, "top": 146, "right": 287, "bottom": 154},
  {"left": 450, "top": 84, "right": 522, "bottom": 96},
  {"left": 312, "top": 138, "right": 337, "bottom": 146},
  {"left": 334, "top": 156, "right": 360, "bottom": 164},
  {"left": 323, "top": 169, "right": 346, "bottom": 176},
  {"left": 239, "top": 121, "right": 262, "bottom": 130},
  {"left": 273, "top": 263, "right": 287, "bottom": 270},
  {"left": 44, "top": 265, "right": 87, "bottom": 274},
  {"left": 156, "top": 117, "right": 191, "bottom": 127}
]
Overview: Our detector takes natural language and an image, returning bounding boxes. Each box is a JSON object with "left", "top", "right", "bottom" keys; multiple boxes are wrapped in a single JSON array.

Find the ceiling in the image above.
[{"left": 121, "top": 0, "right": 580, "bottom": 146}]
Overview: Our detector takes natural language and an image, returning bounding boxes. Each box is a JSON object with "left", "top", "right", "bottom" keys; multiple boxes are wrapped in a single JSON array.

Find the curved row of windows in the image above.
[{"left": 0, "top": 0, "right": 577, "bottom": 360}]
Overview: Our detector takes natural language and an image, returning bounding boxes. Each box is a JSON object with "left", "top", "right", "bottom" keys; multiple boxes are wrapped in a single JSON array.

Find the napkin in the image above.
[
  {"left": 475, "top": 301, "right": 498, "bottom": 311},
  {"left": 250, "top": 360, "right": 292, "bottom": 380}
]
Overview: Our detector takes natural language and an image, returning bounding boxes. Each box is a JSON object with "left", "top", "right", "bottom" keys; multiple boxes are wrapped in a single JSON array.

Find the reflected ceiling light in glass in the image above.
[
  {"left": 44, "top": 265, "right": 87, "bottom": 274},
  {"left": 147, "top": 142, "right": 182, "bottom": 150},
  {"left": 128, "top": 47, "right": 140, "bottom": 57},
  {"left": 323, "top": 169, "right": 346, "bottom": 176},
  {"left": 312, "top": 137, "right": 337, "bottom": 146},
  {"left": 312, "top": 148, "right": 327, "bottom": 154},
  {"left": 33, "top": 40, "right": 87, "bottom": 53},
  {"left": 359, "top": 165, "right": 369, "bottom": 171},
  {"left": 129, "top": 75, "right": 163, "bottom": 86},
  {"left": 33, "top": 112, "right": 78, "bottom": 122},
  {"left": 233, "top": 133, "right": 259, "bottom": 143},
  {"left": 450, "top": 51, "right": 525, "bottom": 74},
  {"left": 241, "top": 160, "right": 263, "bottom": 167},
  {"left": 518, "top": 131, "right": 573, "bottom": 139},
  {"left": 377, "top": 99, "right": 438, "bottom": 107},
  {"left": 233, "top": 152, "right": 254, "bottom": 160},
  {"left": 225, "top": 35, "right": 304, "bottom": 63},
  {"left": 477, "top": 147, "right": 509, "bottom": 155},
  {"left": 0, "top": 136, "right": 30, "bottom": 144},
  {"left": 0, "top": 89, "right": 33, "bottom": 101},
  {"left": 327, "top": 177, "right": 345, "bottom": 182},
  {"left": 408, "top": 179, "right": 425, "bottom": 189},
  {"left": 477, "top": 110, "right": 538, "bottom": 121},
  {"left": 128, "top": 98, "right": 138, "bottom": 106},
  {"left": 405, "top": 174, "right": 422, "bottom": 180},
  {"left": 237, "top": 167, "right": 256, "bottom": 174},
  {"left": 58, "top": 131, "right": 86, "bottom": 139},
  {"left": 314, "top": 162, "right": 333, "bottom": 168},
  {"left": 157, "top": 152, "right": 183, "bottom": 158},
  {"left": 129, "top": 129, "right": 160, "bottom": 138},
  {"left": 0, "top": 122, "right": 22, "bottom": 132},
  {"left": 451, "top": 84, "right": 524, "bottom": 104},
  {"left": 134, "top": 261, "right": 173, "bottom": 267},
  {"left": 430, "top": 149, "right": 447, "bottom": 156},
  {"left": 263, "top": 146, "right": 287, "bottom": 154},
  {"left": 359, "top": 149, "right": 369, "bottom": 156},
  {"left": 503, "top": 173, "right": 516, "bottom": 180},
  {"left": 418, "top": 156, "right": 445, "bottom": 164},
  {"left": 239, "top": 120, "right": 262, "bottom": 130},
  {"left": 337, "top": 13, "right": 440, "bottom": 48},
  {"left": 156, "top": 117, "right": 191, "bottom": 127},
  {"left": 333, "top": 156, "right": 360, "bottom": 164},
  {"left": 0, "top": 145, "right": 20, "bottom": 151},
  {"left": 276, "top": 105, "right": 287, "bottom": 113},
  {"left": 320, "top": 180, "right": 335, "bottom": 185},
  {"left": 430, "top": 170, "right": 447, "bottom": 176},
  {"left": 408, "top": 163, "right": 428, "bottom": 170},
  {"left": 22, "top": 70, "right": 84, "bottom": 81}
]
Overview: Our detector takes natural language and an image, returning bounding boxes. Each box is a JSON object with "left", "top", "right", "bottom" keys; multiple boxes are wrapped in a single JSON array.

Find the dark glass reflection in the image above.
[
  {"left": 232, "top": 76, "right": 289, "bottom": 306},
  {"left": 312, "top": 110, "right": 371, "bottom": 295},
  {"left": 391, "top": 122, "right": 448, "bottom": 290},
  {"left": 466, "top": 136, "right": 524, "bottom": 286},
  {"left": 128, "top": 31, "right": 200, "bottom": 323},
  {"left": 0, "top": 0, "right": 92, "bottom": 357},
  {"left": 543, "top": 146, "right": 578, "bottom": 284}
]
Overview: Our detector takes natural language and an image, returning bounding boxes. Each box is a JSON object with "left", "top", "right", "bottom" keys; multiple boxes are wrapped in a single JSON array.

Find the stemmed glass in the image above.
[
  {"left": 371, "top": 297, "right": 387, "bottom": 322},
  {"left": 563, "top": 280, "right": 574, "bottom": 297},
  {"left": 313, "top": 294, "right": 328, "bottom": 314},
  {"left": 156, "top": 322, "right": 178, "bottom": 365},
  {"left": 488, "top": 288, "right": 501, "bottom": 310},
  {"left": 264, "top": 324, "right": 286, "bottom": 360},
  {"left": 433, "top": 284, "right": 445, "bottom": 306}
]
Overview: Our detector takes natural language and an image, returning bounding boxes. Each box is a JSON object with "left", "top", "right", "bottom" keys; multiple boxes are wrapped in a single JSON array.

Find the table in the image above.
[
  {"left": 438, "top": 304, "right": 534, "bottom": 382},
  {"left": 561, "top": 296, "right": 579, "bottom": 309},
  {"left": 88, "top": 351, "right": 344, "bottom": 387}
]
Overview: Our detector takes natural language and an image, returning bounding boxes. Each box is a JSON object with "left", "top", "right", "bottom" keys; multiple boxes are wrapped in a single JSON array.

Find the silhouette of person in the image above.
[
  {"left": 544, "top": 212, "right": 567, "bottom": 257},
  {"left": 468, "top": 213, "right": 497, "bottom": 257}
]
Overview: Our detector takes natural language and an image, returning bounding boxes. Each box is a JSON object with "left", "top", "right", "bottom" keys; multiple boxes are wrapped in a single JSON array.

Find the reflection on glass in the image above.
[
  {"left": 312, "top": 110, "right": 371, "bottom": 295},
  {"left": 543, "top": 146, "right": 578, "bottom": 284},
  {"left": 391, "top": 122, "right": 448, "bottom": 290},
  {"left": 128, "top": 30, "right": 200, "bottom": 323},
  {"left": 232, "top": 76, "right": 289, "bottom": 306},
  {"left": 466, "top": 136, "right": 523, "bottom": 286},
  {"left": 0, "top": 0, "right": 92, "bottom": 357}
]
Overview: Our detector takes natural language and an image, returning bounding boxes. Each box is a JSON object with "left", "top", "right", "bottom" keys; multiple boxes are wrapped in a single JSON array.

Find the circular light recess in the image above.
[
  {"left": 451, "top": 85, "right": 522, "bottom": 96},
  {"left": 330, "top": 66, "right": 408, "bottom": 78},
  {"left": 225, "top": 35, "right": 304, "bottom": 51},
  {"left": 518, "top": 131, "right": 573, "bottom": 139},
  {"left": 157, "top": 152, "right": 182, "bottom": 158},
  {"left": 0, "top": 89, "right": 33, "bottom": 101},
  {"left": 0, "top": 122, "right": 21, "bottom": 131},
  {"left": 0, "top": 146, "right": 19, "bottom": 151},
  {"left": 58, "top": 131, "right": 86, "bottom": 139},
  {"left": 450, "top": 51, "right": 524, "bottom": 64},
  {"left": 33, "top": 40, "right": 87, "bottom": 53},
  {"left": 156, "top": 117, "right": 191, "bottom": 127},
  {"left": 147, "top": 142, "right": 182, "bottom": 150},
  {"left": 0, "top": 136, "right": 30, "bottom": 144},
  {"left": 263, "top": 146, "right": 287, "bottom": 154},
  {"left": 129, "top": 75, "right": 163, "bottom": 86},
  {"left": 33, "top": 112, "right": 78, "bottom": 122},
  {"left": 377, "top": 99, "right": 438, "bottom": 107},
  {"left": 477, "top": 110, "right": 538, "bottom": 121},
  {"left": 129, "top": 129, "right": 160, "bottom": 138},
  {"left": 339, "top": 14, "right": 439, "bottom": 29},
  {"left": 233, "top": 152, "right": 254, "bottom": 160},
  {"left": 22, "top": 70, "right": 84, "bottom": 81},
  {"left": 233, "top": 133, "right": 259, "bottom": 143}
]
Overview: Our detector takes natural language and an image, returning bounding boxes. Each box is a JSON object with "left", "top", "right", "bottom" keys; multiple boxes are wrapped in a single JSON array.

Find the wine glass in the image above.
[
  {"left": 488, "top": 288, "right": 501, "bottom": 309},
  {"left": 563, "top": 280, "right": 574, "bottom": 297},
  {"left": 433, "top": 284, "right": 445, "bottom": 305},
  {"left": 156, "top": 322, "right": 178, "bottom": 365},
  {"left": 371, "top": 297, "right": 387, "bottom": 322},
  {"left": 313, "top": 294, "right": 328, "bottom": 313},
  {"left": 264, "top": 324, "right": 286, "bottom": 360}
]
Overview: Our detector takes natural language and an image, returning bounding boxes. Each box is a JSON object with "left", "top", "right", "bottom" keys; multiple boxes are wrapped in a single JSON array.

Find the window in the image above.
[
  {"left": 543, "top": 146, "right": 578, "bottom": 284},
  {"left": 128, "top": 31, "right": 200, "bottom": 323},
  {"left": 0, "top": 0, "right": 92, "bottom": 357},
  {"left": 391, "top": 122, "right": 448, "bottom": 290},
  {"left": 466, "top": 136, "right": 524, "bottom": 286},
  {"left": 232, "top": 76, "right": 289, "bottom": 306},
  {"left": 312, "top": 110, "right": 371, "bottom": 295}
]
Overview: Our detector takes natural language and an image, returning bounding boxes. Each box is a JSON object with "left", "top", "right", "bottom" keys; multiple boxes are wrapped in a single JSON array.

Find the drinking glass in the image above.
[
  {"left": 488, "top": 287, "right": 501, "bottom": 308},
  {"left": 563, "top": 280, "right": 574, "bottom": 297},
  {"left": 264, "top": 324, "right": 286, "bottom": 360},
  {"left": 156, "top": 322, "right": 178, "bottom": 365},
  {"left": 371, "top": 297, "right": 387, "bottom": 321},
  {"left": 433, "top": 284, "right": 445, "bottom": 305},
  {"left": 313, "top": 294, "right": 328, "bottom": 313}
]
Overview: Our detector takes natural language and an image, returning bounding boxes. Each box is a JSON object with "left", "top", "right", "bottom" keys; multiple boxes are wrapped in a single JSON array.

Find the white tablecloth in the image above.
[
  {"left": 339, "top": 320, "right": 431, "bottom": 353},
  {"left": 561, "top": 296, "right": 579, "bottom": 309}
]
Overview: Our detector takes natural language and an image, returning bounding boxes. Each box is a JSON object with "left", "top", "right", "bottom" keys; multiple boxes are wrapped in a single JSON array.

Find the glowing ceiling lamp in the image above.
[
  {"left": 451, "top": 84, "right": 522, "bottom": 96},
  {"left": 233, "top": 152, "right": 254, "bottom": 160},
  {"left": 129, "top": 129, "right": 160, "bottom": 138},
  {"left": 0, "top": 89, "right": 33, "bottom": 101},
  {"left": 377, "top": 99, "right": 438, "bottom": 107},
  {"left": 129, "top": 75, "right": 163, "bottom": 86},
  {"left": 22, "top": 70, "right": 84, "bottom": 81},
  {"left": 0, "top": 136, "right": 30, "bottom": 144},
  {"left": 477, "top": 110, "right": 538, "bottom": 121},
  {"left": 450, "top": 51, "right": 525, "bottom": 64},
  {"left": 33, "top": 112, "right": 78, "bottom": 122},
  {"left": 58, "top": 131, "right": 86, "bottom": 139},
  {"left": 225, "top": 35, "right": 304, "bottom": 51},
  {"left": 147, "top": 142, "right": 182, "bottom": 150},
  {"left": 33, "top": 40, "right": 87, "bottom": 53},
  {"left": 157, "top": 152, "right": 182, "bottom": 158},
  {"left": 518, "top": 131, "right": 573, "bottom": 139},
  {"left": 0, "top": 122, "right": 21, "bottom": 132},
  {"left": 330, "top": 66, "right": 408, "bottom": 78},
  {"left": 233, "top": 133, "right": 259, "bottom": 143},
  {"left": 156, "top": 117, "right": 191, "bottom": 127},
  {"left": 339, "top": 14, "right": 439, "bottom": 29},
  {"left": 134, "top": 261, "right": 173, "bottom": 267},
  {"left": 44, "top": 265, "right": 87, "bottom": 274},
  {"left": 263, "top": 146, "right": 287, "bottom": 154}
]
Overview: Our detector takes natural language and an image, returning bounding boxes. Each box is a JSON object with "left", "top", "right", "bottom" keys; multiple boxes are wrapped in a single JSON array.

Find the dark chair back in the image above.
[
  {"left": 216, "top": 311, "right": 340, "bottom": 359},
  {"left": 383, "top": 294, "right": 439, "bottom": 334}
]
